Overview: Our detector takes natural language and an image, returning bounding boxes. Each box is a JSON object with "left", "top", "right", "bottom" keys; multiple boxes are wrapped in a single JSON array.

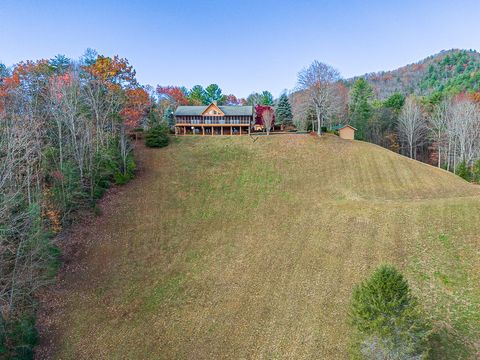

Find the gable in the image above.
[{"left": 201, "top": 103, "right": 224, "bottom": 116}]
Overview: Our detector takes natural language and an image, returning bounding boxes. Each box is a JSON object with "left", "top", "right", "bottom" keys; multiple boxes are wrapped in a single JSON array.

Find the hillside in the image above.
[
  {"left": 37, "top": 135, "right": 480, "bottom": 359},
  {"left": 350, "top": 49, "right": 480, "bottom": 99}
]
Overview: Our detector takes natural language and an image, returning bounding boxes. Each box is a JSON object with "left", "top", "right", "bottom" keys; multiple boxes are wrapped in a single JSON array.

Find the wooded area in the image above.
[{"left": 0, "top": 51, "right": 149, "bottom": 357}]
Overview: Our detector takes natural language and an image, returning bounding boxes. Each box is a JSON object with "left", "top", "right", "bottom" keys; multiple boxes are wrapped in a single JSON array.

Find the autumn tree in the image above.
[
  {"left": 261, "top": 107, "right": 275, "bottom": 135},
  {"left": 121, "top": 87, "right": 151, "bottom": 128},
  {"left": 156, "top": 85, "right": 189, "bottom": 107},
  {"left": 224, "top": 94, "right": 241, "bottom": 105},
  {"left": 255, "top": 105, "right": 275, "bottom": 134},
  {"left": 0, "top": 52, "right": 142, "bottom": 356},
  {"left": 297, "top": 60, "right": 343, "bottom": 135}
]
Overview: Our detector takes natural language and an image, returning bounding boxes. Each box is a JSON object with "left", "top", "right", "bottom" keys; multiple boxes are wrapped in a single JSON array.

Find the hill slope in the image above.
[
  {"left": 350, "top": 49, "right": 480, "bottom": 99},
  {"left": 38, "top": 135, "right": 480, "bottom": 359}
]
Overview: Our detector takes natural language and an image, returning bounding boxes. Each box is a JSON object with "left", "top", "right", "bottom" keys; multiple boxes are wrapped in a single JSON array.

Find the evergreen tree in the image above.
[
  {"left": 472, "top": 159, "right": 480, "bottom": 183},
  {"left": 275, "top": 93, "right": 293, "bottom": 127},
  {"left": 455, "top": 160, "right": 472, "bottom": 181},
  {"left": 188, "top": 85, "right": 207, "bottom": 105},
  {"left": 162, "top": 106, "right": 175, "bottom": 128},
  {"left": 145, "top": 122, "right": 169, "bottom": 148},
  {"left": 204, "top": 84, "right": 224, "bottom": 104},
  {"left": 260, "top": 90, "right": 274, "bottom": 105},
  {"left": 349, "top": 78, "right": 374, "bottom": 140},
  {"left": 49, "top": 54, "right": 70, "bottom": 74},
  {"left": 383, "top": 93, "right": 405, "bottom": 112},
  {"left": 246, "top": 92, "right": 262, "bottom": 105},
  {"left": 349, "top": 264, "right": 431, "bottom": 359}
]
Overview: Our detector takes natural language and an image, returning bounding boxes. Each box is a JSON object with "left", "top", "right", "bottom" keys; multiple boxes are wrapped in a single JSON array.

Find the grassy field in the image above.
[{"left": 37, "top": 135, "right": 480, "bottom": 359}]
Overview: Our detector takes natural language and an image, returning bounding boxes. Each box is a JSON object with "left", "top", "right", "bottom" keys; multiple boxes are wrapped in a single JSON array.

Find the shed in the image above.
[{"left": 333, "top": 124, "right": 357, "bottom": 140}]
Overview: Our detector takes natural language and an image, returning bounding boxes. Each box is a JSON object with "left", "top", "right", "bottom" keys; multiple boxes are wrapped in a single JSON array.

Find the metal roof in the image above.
[
  {"left": 332, "top": 124, "right": 357, "bottom": 131},
  {"left": 175, "top": 105, "right": 253, "bottom": 116}
]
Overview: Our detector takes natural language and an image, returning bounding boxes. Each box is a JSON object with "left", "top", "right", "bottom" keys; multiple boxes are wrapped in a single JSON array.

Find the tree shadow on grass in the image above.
[{"left": 429, "top": 326, "right": 472, "bottom": 359}]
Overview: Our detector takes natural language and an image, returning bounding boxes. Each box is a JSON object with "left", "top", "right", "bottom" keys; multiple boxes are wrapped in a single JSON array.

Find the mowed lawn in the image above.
[{"left": 38, "top": 135, "right": 480, "bottom": 359}]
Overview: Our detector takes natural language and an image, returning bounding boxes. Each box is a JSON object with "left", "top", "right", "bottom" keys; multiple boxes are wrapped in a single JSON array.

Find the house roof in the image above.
[
  {"left": 175, "top": 105, "right": 253, "bottom": 116},
  {"left": 332, "top": 124, "right": 357, "bottom": 131}
]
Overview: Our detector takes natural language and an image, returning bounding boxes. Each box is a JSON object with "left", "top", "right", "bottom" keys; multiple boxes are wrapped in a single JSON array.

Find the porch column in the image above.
[
  {"left": 202, "top": 126, "right": 205, "bottom": 136},
  {"left": 183, "top": 126, "right": 186, "bottom": 135},
  {"left": 211, "top": 126, "right": 214, "bottom": 135},
  {"left": 239, "top": 127, "right": 242, "bottom": 135},
  {"left": 230, "top": 126, "right": 233, "bottom": 135},
  {"left": 221, "top": 126, "right": 223, "bottom": 135}
]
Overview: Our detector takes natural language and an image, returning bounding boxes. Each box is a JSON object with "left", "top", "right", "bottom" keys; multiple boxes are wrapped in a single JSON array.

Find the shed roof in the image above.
[
  {"left": 332, "top": 124, "right": 357, "bottom": 131},
  {"left": 175, "top": 105, "right": 253, "bottom": 116}
]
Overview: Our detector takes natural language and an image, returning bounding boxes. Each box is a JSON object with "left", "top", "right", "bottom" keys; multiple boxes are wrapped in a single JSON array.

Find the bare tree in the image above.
[
  {"left": 297, "top": 60, "right": 342, "bottom": 135},
  {"left": 397, "top": 96, "right": 427, "bottom": 159},
  {"left": 450, "top": 100, "right": 480, "bottom": 168},
  {"left": 290, "top": 90, "right": 310, "bottom": 131},
  {"left": 429, "top": 101, "right": 449, "bottom": 167},
  {"left": 262, "top": 107, "right": 274, "bottom": 135}
]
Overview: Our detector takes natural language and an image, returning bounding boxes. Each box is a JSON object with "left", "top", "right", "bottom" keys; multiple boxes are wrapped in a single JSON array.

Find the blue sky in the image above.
[{"left": 1, "top": 0, "right": 480, "bottom": 97}]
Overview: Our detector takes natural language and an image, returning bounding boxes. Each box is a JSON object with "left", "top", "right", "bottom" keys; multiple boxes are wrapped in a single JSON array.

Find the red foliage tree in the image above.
[
  {"left": 255, "top": 104, "right": 275, "bottom": 126},
  {"left": 121, "top": 88, "right": 151, "bottom": 128},
  {"left": 84, "top": 55, "right": 136, "bottom": 90},
  {"left": 156, "top": 85, "right": 189, "bottom": 106}
]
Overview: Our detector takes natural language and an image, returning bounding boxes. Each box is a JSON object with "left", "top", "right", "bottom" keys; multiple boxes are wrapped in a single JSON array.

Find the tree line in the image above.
[
  {"left": 0, "top": 50, "right": 151, "bottom": 357},
  {"left": 290, "top": 60, "right": 480, "bottom": 181}
]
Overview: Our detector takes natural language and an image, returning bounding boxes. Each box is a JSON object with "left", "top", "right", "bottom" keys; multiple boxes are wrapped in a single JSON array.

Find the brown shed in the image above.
[{"left": 336, "top": 124, "right": 357, "bottom": 140}]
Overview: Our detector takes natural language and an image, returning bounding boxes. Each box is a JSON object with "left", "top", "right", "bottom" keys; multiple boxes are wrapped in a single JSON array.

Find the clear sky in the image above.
[{"left": 1, "top": 0, "right": 480, "bottom": 98}]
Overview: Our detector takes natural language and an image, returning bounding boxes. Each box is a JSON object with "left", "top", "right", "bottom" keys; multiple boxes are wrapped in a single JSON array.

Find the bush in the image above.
[
  {"left": 145, "top": 123, "right": 169, "bottom": 148},
  {"left": 1, "top": 314, "right": 39, "bottom": 360},
  {"left": 455, "top": 160, "right": 472, "bottom": 181},
  {"left": 472, "top": 159, "right": 480, "bottom": 183},
  {"left": 349, "top": 264, "right": 431, "bottom": 359}
]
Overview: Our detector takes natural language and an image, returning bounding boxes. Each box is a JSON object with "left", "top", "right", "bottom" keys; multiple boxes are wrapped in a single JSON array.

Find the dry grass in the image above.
[{"left": 37, "top": 135, "right": 480, "bottom": 359}]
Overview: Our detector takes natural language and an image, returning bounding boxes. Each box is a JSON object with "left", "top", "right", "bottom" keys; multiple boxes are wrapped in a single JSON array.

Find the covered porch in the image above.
[{"left": 175, "top": 124, "right": 251, "bottom": 136}]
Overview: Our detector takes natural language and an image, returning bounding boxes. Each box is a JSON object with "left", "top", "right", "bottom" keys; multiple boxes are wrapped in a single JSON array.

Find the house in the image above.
[
  {"left": 333, "top": 124, "right": 357, "bottom": 140},
  {"left": 174, "top": 102, "right": 254, "bottom": 135}
]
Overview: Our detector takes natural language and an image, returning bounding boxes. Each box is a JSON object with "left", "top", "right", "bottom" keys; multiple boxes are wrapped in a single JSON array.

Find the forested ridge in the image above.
[{"left": 349, "top": 49, "right": 480, "bottom": 100}]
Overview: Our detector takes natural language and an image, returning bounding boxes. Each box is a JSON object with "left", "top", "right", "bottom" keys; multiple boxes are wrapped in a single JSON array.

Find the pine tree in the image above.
[
  {"left": 275, "top": 93, "right": 293, "bottom": 128},
  {"left": 349, "top": 78, "right": 373, "bottom": 140},
  {"left": 455, "top": 160, "right": 472, "bottom": 181},
  {"left": 260, "top": 90, "right": 274, "bottom": 105},
  {"left": 145, "top": 123, "right": 169, "bottom": 148},
  {"left": 349, "top": 264, "right": 430, "bottom": 359},
  {"left": 472, "top": 159, "right": 480, "bottom": 183}
]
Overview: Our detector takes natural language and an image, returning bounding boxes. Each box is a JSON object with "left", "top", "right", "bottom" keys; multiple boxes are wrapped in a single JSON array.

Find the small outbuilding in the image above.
[{"left": 334, "top": 124, "right": 357, "bottom": 140}]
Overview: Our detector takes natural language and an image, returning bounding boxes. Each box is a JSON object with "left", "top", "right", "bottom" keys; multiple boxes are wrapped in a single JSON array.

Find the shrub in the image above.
[
  {"left": 472, "top": 159, "right": 480, "bottom": 183},
  {"left": 349, "top": 264, "right": 431, "bottom": 359},
  {"left": 455, "top": 160, "right": 472, "bottom": 181},
  {"left": 2, "top": 314, "right": 39, "bottom": 360},
  {"left": 145, "top": 123, "right": 169, "bottom": 148}
]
